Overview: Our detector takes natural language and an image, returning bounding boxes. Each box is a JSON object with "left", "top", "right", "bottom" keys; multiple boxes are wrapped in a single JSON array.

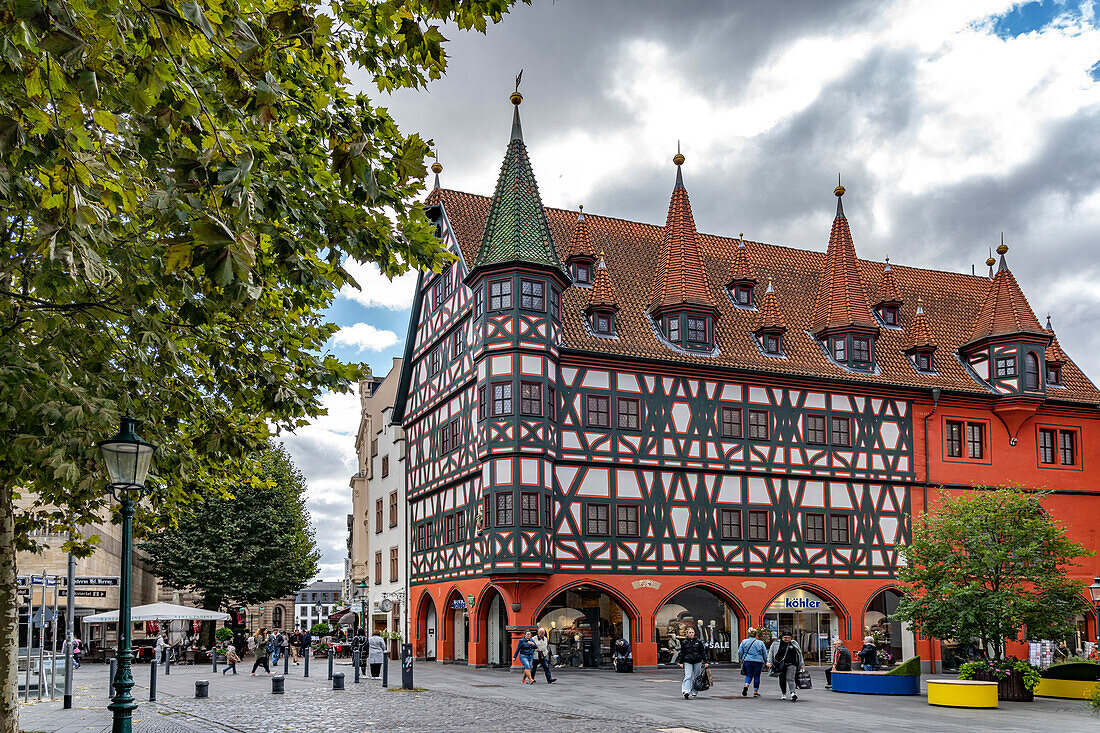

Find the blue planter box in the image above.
[{"left": 832, "top": 671, "right": 920, "bottom": 695}]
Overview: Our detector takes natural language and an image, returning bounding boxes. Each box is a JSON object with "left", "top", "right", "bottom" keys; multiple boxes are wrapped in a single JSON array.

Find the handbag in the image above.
[
  {"left": 795, "top": 668, "right": 812, "bottom": 690},
  {"left": 693, "top": 670, "right": 710, "bottom": 691}
]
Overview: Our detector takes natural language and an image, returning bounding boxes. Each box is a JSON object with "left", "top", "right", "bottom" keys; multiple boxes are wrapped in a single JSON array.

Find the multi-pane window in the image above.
[
  {"left": 1060, "top": 430, "right": 1076, "bottom": 465},
  {"left": 764, "top": 334, "right": 781, "bottom": 355},
  {"left": 389, "top": 547, "right": 398, "bottom": 581},
  {"left": 389, "top": 491, "right": 398, "bottom": 527},
  {"left": 489, "top": 278, "right": 512, "bottom": 310},
  {"left": 452, "top": 328, "right": 464, "bottom": 356},
  {"left": 586, "top": 503, "right": 610, "bottom": 535},
  {"left": 805, "top": 513, "right": 825, "bottom": 543},
  {"left": 1025, "top": 352, "right": 1041, "bottom": 390},
  {"left": 495, "top": 492, "right": 514, "bottom": 526},
  {"left": 492, "top": 382, "right": 512, "bottom": 416},
  {"left": 1039, "top": 428, "right": 1056, "bottom": 464},
  {"left": 853, "top": 337, "right": 871, "bottom": 362},
  {"left": 994, "top": 356, "right": 1015, "bottom": 377},
  {"left": 375, "top": 498, "right": 383, "bottom": 533},
  {"left": 450, "top": 419, "right": 460, "bottom": 452},
  {"left": 520, "top": 381, "right": 543, "bottom": 416},
  {"left": 547, "top": 385, "right": 556, "bottom": 420},
  {"left": 805, "top": 414, "right": 826, "bottom": 445},
  {"left": 473, "top": 287, "right": 484, "bottom": 318},
  {"left": 446, "top": 514, "right": 456, "bottom": 544},
  {"left": 433, "top": 267, "right": 451, "bottom": 308},
  {"left": 543, "top": 493, "right": 552, "bottom": 528},
  {"left": 593, "top": 313, "right": 612, "bottom": 335},
  {"left": 618, "top": 398, "right": 640, "bottom": 430},
  {"left": 831, "top": 416, "right": 851, "bottom": 446},
  {"left": 415, "top": 526, "right": 424, "bottom": 553},
  {"left": 575, "top": 263, "right": 591, "bottom": 284},
  {"left": 478, "top": 386, "right": 486, "bottom": 421},
  {"left": 520, "top": 492, "right": 540, "bottom": 527},
  {"left": 550, "top": 287, "right": 560, "bottom": 319},
  {"left": 967, "top": 423, "right": 984, "bottom": 459},
  {"left": 720, "top": 406, "right": 742, "bottom": 438},
  {"left": 456, "top": 510, "right": 465, "bottom": 540},
  {"left": 748, "top": 510, "right": 769, "bottom": 541},
  {"left": 686, "top": 317, "right": 708, "bottom": 343},
  {"left": 881, "top": 307, "right": 898, "bottom": 326},
  {"left": 667, "top": 317, "right": 680, "bottom": 343},
  {"left": 520, "top": 279, "right": 545, "bottom": 311},
  {"left": 734, "top": 287, "right": 752, "bottom": 306},
  {"left": 1047, "top": 365, "right": 1062, "bottom": 385},
  {"left": 720, "top": 508, "right": 742, "bottom": 540},
  {"left": 375, "top": 551, "right": 383, "bottom": 584},
  {"left": 381, "top": 455, "right": 389, "bottom": 477},
  {"left": 440, "top": 424, "right": 450, "bottom": 453},
  {"left": 586, "top": 395, "right": 610, "bottom": 428},
  {"left": 616, "top": 505, "right": 639, "bottom": 536},
  {"left": 430, "top": 346, "right": 441, "bottom": 375},
  {"left": 482, "top": 495, "right": 491, "bottom": 531},
  {"left": 945, "top": 420, "right": 963, "bottom": 457},
  {"left": 916, "top": 352, "right": 933, "bottom": 372},
  {"left": 832, "top": 337, "right": 846, "bottom": 362},
  {"left": 829, "top": 515, "right": 850, "bottom": 544},
  {"left": 748, "top": 410, "right": 769, "bottom": 440}
]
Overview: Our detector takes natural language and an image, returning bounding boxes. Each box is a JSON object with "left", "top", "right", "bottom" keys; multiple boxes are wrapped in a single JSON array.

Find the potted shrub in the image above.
[{"left": 959, "top": 657, "right": 1041, "bottom": 701}]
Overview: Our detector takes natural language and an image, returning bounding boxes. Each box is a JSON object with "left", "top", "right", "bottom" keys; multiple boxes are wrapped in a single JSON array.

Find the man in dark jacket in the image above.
[
  {"left": 674, "top": 627, "right": 708, "bottom": 699},
  {"left": 825, "top": 639, "right": 853, "bottom": 688},
  {"left": 857, "top": 637, "right": 878, "bottom": 671}
]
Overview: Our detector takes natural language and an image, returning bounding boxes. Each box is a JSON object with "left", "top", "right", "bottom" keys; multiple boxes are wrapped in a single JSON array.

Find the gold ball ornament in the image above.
[
  {"left": 996, "top": 243, "right": 1008, "bottom": 255},
  {"left": 834, "top": 184, "right": 846, "bottom": 197},
  {"left": 986, "top": 256, "right": 996, "bottom": 267},
  {"left": 431, "top": 161, "right": 443, "bottom": 174},
  {"left": 510, "top": 91, "right": 523, "bottom": 106}
]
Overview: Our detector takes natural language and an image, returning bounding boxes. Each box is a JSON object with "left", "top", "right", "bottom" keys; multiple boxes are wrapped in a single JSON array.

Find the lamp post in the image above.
[
  {"left": 1088, "top": 577, "right": 1100, "bottom": 648},
  {"left": 99, "top": 417, "right": 156, "bottom": 733},
  {"left": 357, "top": 580, "right": 368, "bottom": 632}
]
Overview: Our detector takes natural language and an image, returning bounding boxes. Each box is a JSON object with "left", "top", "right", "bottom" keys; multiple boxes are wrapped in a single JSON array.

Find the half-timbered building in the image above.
[{"left": 391, "top": 92, "right": 1100, "bottom": 671}]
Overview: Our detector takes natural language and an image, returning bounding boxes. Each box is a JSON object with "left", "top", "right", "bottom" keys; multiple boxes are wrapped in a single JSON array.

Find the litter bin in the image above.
[{"left": 195, "top": 680, "right": 209, "bottom": 698}]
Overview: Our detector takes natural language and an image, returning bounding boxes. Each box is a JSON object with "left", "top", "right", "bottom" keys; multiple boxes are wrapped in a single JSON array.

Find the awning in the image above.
[{"left": 82, "top": 603, "right": 230, "bottom": 623}]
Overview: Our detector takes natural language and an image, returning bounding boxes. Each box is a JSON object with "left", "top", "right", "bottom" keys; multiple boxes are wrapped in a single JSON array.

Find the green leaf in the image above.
[{"left": 181, "top": 2, "right": 215, "bottom": 39}]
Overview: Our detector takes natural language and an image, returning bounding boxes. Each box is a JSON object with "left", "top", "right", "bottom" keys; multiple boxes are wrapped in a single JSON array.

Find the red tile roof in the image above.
[
  {"left": 968, "top": 249, "right": 1046, "bottom": 342},
  {"left": 564, "top": 207, "right": 597, "bottom": 262},
  {"left": 586, "top": 253, "right": 619, "bottom": 312},
  {"left": 1045, "top": 317, "right": 1070, "bottom": 366},
  {"left": 649, "top": 167, "right": 718, "bottom": 316},
  {"left": 906, "top": 298, "right": 936, "bottom": 351},
  {"left": 755, "top": 277, "right": 786, "bottom": 333},
  {"left": 811, "top": 191, "right": 879, "bottom": 334},
  {"left": 727, "top": 237, "right": 756, "bottom": 286},
  {"left": 876, "top": 259, "right": 902, "bottom": 306},
  {"left": 432, "top": 188, "right": 1100, "bottom": 404}
]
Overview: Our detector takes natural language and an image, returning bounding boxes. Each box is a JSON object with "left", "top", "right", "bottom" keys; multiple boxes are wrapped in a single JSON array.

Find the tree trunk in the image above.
[{"left": 0, "top": 483, "right": 20, "bottom": 733}]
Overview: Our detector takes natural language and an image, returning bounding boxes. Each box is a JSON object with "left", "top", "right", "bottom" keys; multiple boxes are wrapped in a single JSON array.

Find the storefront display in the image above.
[
  {"left": 762, "top": 589, "right": 838, "bottom": 665},
  {"left": 536, "top": 586, "right": 629, "bottom": 668},
  {"left": 654, "top": 587, "right": 738, "bottom": 665},
  {"left": 864, "top": 589, "right": 914, "bottom": 665}
]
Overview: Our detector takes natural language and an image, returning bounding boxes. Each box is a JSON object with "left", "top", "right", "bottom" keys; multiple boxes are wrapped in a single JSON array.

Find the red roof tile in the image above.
[
  {"left": 968, "top": 249, "right": 1046, "bottom": 342},
  {"left": 649, "top": 166, "right": 718, "bottom": 316},
  {"left": 876, "top": 259, "right": 902, "bottom": 306},
  {"left": 906, "top": 298, "right": 936, "bottom": 351},
  {"left": 811, "top": 191, "right": 878, "bottom": 334},
  {"left": 432, "top": 188, "right": 1100, "bottom": 404},
  {"left": 727, "top": 237, "right": 756, "bottom": 286},
  {"left": 563, "top": 207, "right": 597, "bottom": 262},
  {"left": 586, "top": 253, "right": 619, "bottom": 312},
  {"left": 755, "top": 277, "right": 786, "bottom": 333}
]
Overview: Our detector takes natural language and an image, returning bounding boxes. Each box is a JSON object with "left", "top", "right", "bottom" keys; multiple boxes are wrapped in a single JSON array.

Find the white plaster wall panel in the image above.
[
  {"left": 872, "top": 454, "right": 885, "bottom": 471},
  {"left": 804, "top": 391, "right": 826, "bottom": 409},
  {"left": 490, "top": 354, "right": 512, "bottom": 376},
  {"left": 880, "top": 517, "right": 899, "bottom": 542},
  {"left": 791, "top": 451, "right": 803, "bottom": 465},
  {"left": 554, "top": 465, "right": 579, "bottom": 495},
  {"left": 853, "top": 396, "right": 865, "bottom": 412},
  {"left": 577, "top": 467, "right": 610, "bottom": 497},
  {"left": 867, "top": 484, "right": 881, "bottom": 507},
  {"left": 830, "top": 482, "right": 854, "bottom": 509},
  {"left": 662, "top": 377, "right": 674, "bottom": 394},
  {"left": 561, "top": 367, "right": 578, "bottom": 385},
  {"left": 663, "top": 438, "right": 675, "bottom": 455},
  {"left": 520, "top": 354, "right": 542, "bottom": 376},
  {"left": 670, "top": 402, "right": 691, "bottom": 432},
  {"left": 561, "top": 430, "right": 581, "bottom": 450},
  {"left": 872, "top": 398, "right": 882, "bottom": 413},
  {"left": 494, "top": 457, "right": 512, "bottom": 486},
  {"left": 705, "top": 381, "right": 717, "bottom": 400},
  {"left": 720, "top": 384, "right": 742, "bottom": 401},
  {"left": 771, "top": 388, "right": 783, "bottom": 404},
  {"left": 831, "top": 394, "right": 852, "bottom": 412},
  {"left": 856, "top": 454, "right": 866, "bottom": 469},
  {"left": 548, "top": 361, "right": 557, "bottom": 380},
  {"left": 616, "top": 470, "right": 642, "bottom": 499},
  {"left": 716, "top": 475, "right": 742, "bottom": 504},
  {"left": 747, "top": 476, "right": 769, "bottom": 504},
  {"left": 880, "top": 421, "right": 899, "bottom": 450},
  {"left": 520, "top": 458, "right": 538, "bottom": 485},
  {"left": 749, "top": 386, "right": 768, "bottom": 404},
  {"left": 616, "top": 373, "right": 640, "bottom": 393},
  {"left": 802, "top": 481, "right": 825, "bottom": 508},
  {"left": 703, "top": 473, "right": 717, "bottom": 501},
  {"left": 621, "top": 434, "right": 641, "bottom": 451},
  {"left": 581, "top": 369, "right": 609, "bottom": 390},
  {"left": 644, "top": 375, "right": 656, "bottom": 392},
  {"left": 707, "top": 442, "right": 719, "bottom": 459},
  {"left": 896, "top": 401, "right": 907, "bottom": 417},
  {"left": 897, "top": 456, "right": 908, "bottom": 472}
]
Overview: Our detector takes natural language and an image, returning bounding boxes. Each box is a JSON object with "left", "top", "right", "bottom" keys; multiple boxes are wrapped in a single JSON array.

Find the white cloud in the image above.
[
  {"left": 332, "top": 322, "right": 399, "bottom": 353},
  {"left": 339, "top": 259, "right": 418, "bottom": 310}
]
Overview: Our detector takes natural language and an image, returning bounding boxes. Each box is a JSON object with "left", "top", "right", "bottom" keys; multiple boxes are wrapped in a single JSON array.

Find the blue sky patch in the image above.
[{"left": 985, "top": 1, "right": 1095, "bottom": 38}]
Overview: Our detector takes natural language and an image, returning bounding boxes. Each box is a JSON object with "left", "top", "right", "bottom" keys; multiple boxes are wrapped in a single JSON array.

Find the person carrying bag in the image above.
[
  {"left": 766, "top": 629, "right": 806, "bottom": 702},
  {"left": 737, "top": 628, "right": 768, "bottom": 697}
]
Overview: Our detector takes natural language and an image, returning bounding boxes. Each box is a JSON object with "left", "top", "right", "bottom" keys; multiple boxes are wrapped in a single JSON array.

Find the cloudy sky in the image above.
[{"left": 284, "top": 0, "right": 1100, "bottom": 581}]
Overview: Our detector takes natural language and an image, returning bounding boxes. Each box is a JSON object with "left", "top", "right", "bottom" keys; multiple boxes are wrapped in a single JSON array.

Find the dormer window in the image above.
[
  {"left": 666, "top": 316, "right": 680, "bottom": 343},
  {"left": 880, "top": 305, "right": 899, "bottom": 326},
  {"left": 763, "top": 334, "right": 781, "bottom": 355},
  {"left": 852, "top": 337, "right": 871, "bottom": 363},
  {"left": 915, "top": 351, "right": 933, "bottom": 372},
  {"left": 1047, "top": 365, "right": 1062, "bottom": 386},
  {"left": 574, "top": 263, "right": 591, "bottom": 285},
  {"left": 592, "top": 313, "right": 613, "bottom": 335},
  {"left": 686, "top": 316, "right": 709, "bottom": 344},
  {"left": 1025, "top": 352, "right": 1041, "bottom": 391},
  {"left": 733, "top": 286, "right": 753, "bottom": 307},
  {"left": 832, "top": 337, "right": 846, "bottom": 362}
]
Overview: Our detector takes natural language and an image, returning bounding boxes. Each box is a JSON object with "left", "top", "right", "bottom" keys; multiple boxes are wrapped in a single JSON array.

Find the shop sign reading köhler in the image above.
[{"left": 782, "top": 597, "right": 822, "bottom": 609}]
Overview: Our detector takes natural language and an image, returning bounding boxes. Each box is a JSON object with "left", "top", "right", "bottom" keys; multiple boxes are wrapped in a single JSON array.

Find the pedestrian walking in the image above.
[
  {"left": 532, "top": 628, "right": 557, "bottom": 683},
  {"left": 270, "top": 629, "right": 284, "bottom": 665},
  {"left": 289, "top": 630, "right": 301, "bottom": 664},
  {"left": 155, "top": 633, "right": 170, "bottom": 665},
  {"left": 279, "top": 629, "right": 290, "bottom": 663},
  {"left": 367, "top": 630, "right": 386, "bottom": 679},
  {"left": 766, "top": 629, "right": 805, "bottom": 702},
  {"left": 675, "top": 626, "right": 708, "bottom": 700},
  {"left": 857, "top": 637, "right": 878, "bottom": 671},
  {"left": 612, "top": 638, "right": 632, "bottom": 673},
  {"left": 513, "top": 630, "right": 537, "bottom": 684},
  {"left": 300, "top": 629, "right": 313, "bottom": 664},
  {"left": 222, "top": 642, "right": 240, "bottom": 675},
  {"left": 736, "top": 627, "right": 767, "bottom": 698},
  {"left": 351, "top": 628, "right": 368, "bottom": 676},
  {"left": 250, "top": 631, "right": 271, "bottom": 675},
  {"left": 825, "top": 638, "right": 852, "bottom": 688}
]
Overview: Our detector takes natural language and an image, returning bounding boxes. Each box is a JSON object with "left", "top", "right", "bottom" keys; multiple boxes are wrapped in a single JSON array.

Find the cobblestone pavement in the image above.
[{"left": 18, "top": 659, "right": 1100, "bottom": 733}]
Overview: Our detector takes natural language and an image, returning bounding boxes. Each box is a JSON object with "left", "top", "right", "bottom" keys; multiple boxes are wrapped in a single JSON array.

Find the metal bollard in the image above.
[
  {"left": 164, "top": 652, "right": 170, "bottom": 676},
  {"left": 327, "top": 648, "right": 334, "bottom": 680},
  {"left": 195, "top": 680, "right": 209, "bottom": 698},
  {"left": 304, "top": 648, "right": 309, "bottom": 678},
  {"left": 332, "top": 672, "right": 344, "bottom": 690},
  {"left": 401, "top": 642, "right": 413, "bottom": 690},
  {"left": 283, "top": 649, "right": 289, "bottom": 676},
  {"left": 382, "top": 649, "right": 388, "bottom": 688},
  {"left": 271, "top": 675, "right": 284, "bottom": 694},
  {"left": 108, "top": 658, "right": 117, "bottom": 698},
  {"left": 353, "top": 651, "right": 360, "bottom": 684},
  {"left": 211, "top": 649, "right": 216, "bottom": 673},
  {"left": 150, "top": 661, "right": 157, "bottom": 702}
]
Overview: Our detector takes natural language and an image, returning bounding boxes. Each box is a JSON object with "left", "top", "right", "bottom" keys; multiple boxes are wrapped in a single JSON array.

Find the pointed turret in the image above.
[
  {"left": 563, "top": 205, "right": 597, "bottom": 271},
  {"left": 1044, "top": 315, "right": 1068, "bottom": 386},
  {"left": 906, "top": 298, "right": 936, "bottom": 350},
  {"left": 967, "top": 242, "right": 1045, "bottom": 343},
  {"left": 586, "top": 252, "right": 619, "bottom": 313},
  {"left": 754, "top": 276, "right": 787, "bottom": 356},
  {"left": 811, "top": 183, "right": 878, "bottom": 337},
  {"left": 726, "top": 235, "right": 757, "bottom": 306},
  {"left": 875, "top": 257, "right": 902, "bottom": 306},
  {"left": 467, "top": 86, "right": 566, "bottom": 282}
]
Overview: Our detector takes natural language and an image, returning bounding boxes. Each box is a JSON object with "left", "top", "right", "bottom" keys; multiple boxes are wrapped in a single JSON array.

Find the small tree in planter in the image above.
[{"left": 896, "top": 487, "right": 1093, "bottom": 700}]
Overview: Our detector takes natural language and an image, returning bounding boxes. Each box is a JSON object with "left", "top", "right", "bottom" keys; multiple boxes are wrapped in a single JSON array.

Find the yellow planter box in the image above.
[
  {"left": 1035, "top": 678, "right": 1095, "bottom": 700},
  {"left": 927, "top": 679, "right": 999, "bottom": 708}
]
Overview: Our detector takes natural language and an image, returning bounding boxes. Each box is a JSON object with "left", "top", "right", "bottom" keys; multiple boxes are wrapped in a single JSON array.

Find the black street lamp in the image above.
[
  {"left": 357, "top": 580, "right": 368, "bottom": 631},
  {"left": 1088, "top": 578, "right": 1100, "bottom": 647},
  {"left": 99, "top": 417, "right": 156, "bottom": 733}
]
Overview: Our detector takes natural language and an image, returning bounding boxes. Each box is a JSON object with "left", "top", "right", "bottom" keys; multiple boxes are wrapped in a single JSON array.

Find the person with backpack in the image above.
[
  {"left": 222, "top": 642, "right": 240, "bottom": 675},
  {"left": 857, "top": 636, "right": 878, "bottom": 671},
  {"left": 737, "top": 627, "right": 768, "bottom": 698},
  {"left": 674, "top": 626, "right": 708, "bottom": 699},
  {"left": 766, "top": 629, "right": 805, "bottom": 702}
]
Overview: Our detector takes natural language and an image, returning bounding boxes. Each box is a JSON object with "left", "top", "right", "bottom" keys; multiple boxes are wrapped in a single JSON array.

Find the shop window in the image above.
[
  {"left": 617, "top": 398, "right": 640, "bottom": 430},
  {"left": 520, "top": 492, "right": 540, "bottom": 527},
  {"left": 538, "top": 588, "right": 631, "bottom": 668},
  {"left": 864, "top": 590, "right": 904, "bottom": 667},
  {"left": 586, "top": 395, "right": 610, "bottom": 428},
  {"left": 389, "top": 491, "right": 398, "bottom": 527},
  {"left": 655, "top": 587, "right": 739, "bottom": 666},
  {"left": 495, "top": 492, "right": 514, "bottom": 526},
  {"left": 489, "top": 278, "right": 512, "bottom": 310},
  {"left": 492, "top": 382, "right": 512, "bottom": 416},
  {"left": 1060, "top": 430, "right": 1076, "bottom": 465},
  {"left": 830, "top": 416, "right": 851, "bottom": 447},
  {"left": 446, "top": 514, "right": 456, "bottom": 544},
  {"left": 520, "top": 381, "right": 542, "bottom": 416},
  {"left": 748, "top": 410, "right": 769, "bottom": 440},
  {"left": 994, "top": 356, "right": 1015, "bottom": 377},
  {"left": 748, "top": 510, "right": 769, "bottom": 541},
  {"left": 666, "top": 316, "right": 680, "bottom": 343},
  {"left": 967, "top": 423, "right": 984, "bottom": 460},
  {"left": 616, "top": 505, "right": 639, "bottom": 536},
  {"left": 586, "top": 503, "right": 610, "bottom": 536},
  {"left": 1047, "top": 365, "right": 1062, "bottom": 386},
  {"left": 763, "top": 590, "right": 838, "bottom": 665},
  {"left": 720, "top": 406, "right": 742, "bottom": 439},
  {"left": 1025, "top": 352, "right": 1041, "bottom": 390},
  {"left": 832, "top": 337, "right": 846, "bottom": 362},
  {"left": 520, "top": 278, "right": 545, "bottom": 311},
  {"left": 547, "top": 385, "right": 556, "bottom": 420},
  {"left": 805, "top": 414, "right": 826, "bottom": 445},
  {"left": 720, "top": 508, "right": 741, "bottom": 540},
  {"left": 805, "top": 513, "right": 825, "bottom": 543},
  {"left": 829, "top": 515, "right": 850, "bottom": 544}
]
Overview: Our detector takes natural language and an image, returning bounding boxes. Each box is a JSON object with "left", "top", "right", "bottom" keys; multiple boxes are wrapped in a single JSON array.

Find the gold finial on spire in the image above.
[
  {"left": 996, "top": 232, "right": 1008, "bottom": 256},
  {"left": 431, "top": 159, "right": 443, "bottom": 175},
  {"left": 986, "top": 255, "right": 996, "bottom": 266},
  {"left": 510, "top": 69, "right": 523, "bottom": 105},
  {"left": 673, "top": 140, "right": 685, "bottom": 166},
  {"left": 834, "top": 173, "right": 845, "bottom": 198}
]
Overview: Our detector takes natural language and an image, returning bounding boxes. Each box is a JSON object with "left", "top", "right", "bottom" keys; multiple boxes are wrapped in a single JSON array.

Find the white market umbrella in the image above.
[{"left": 82, "top": 602, "right": 230, "bottom": 624}]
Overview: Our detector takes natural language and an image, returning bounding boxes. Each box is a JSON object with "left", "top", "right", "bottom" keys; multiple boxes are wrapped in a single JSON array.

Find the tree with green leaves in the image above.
[
  {"left": 895, "top": 487, "right": 1094, "bottom": 660},
  {"left": 141, "top": 443, "right": 319, "bottom": 612},
  {"left": 0, "top": 1, "right": 524, "bottom": 728}
]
